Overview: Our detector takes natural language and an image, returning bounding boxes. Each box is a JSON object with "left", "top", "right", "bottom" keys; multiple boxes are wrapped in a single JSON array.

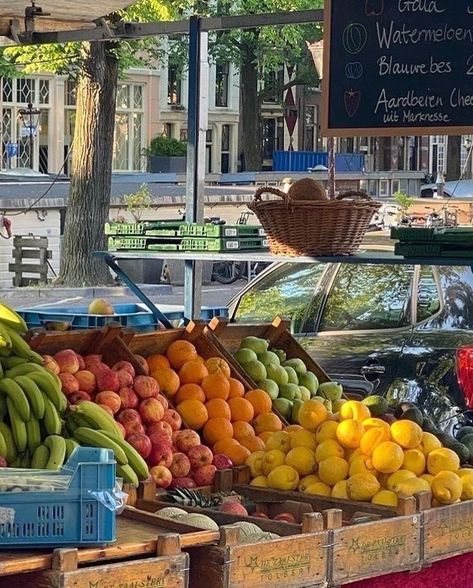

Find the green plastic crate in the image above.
[
  {"left": 105, "top": 220, "right": 183, "bottom": 237},
  {"left": 105, "top": 222, "right": 146, "bottom": 235},
  {"left": 108, "top": 235, "right": 182, "bottom": 251},
  {"left": 391, "top": 226, "right": 473, "bottom": 244},
  {"left": 179, "top": 236, "right": 268, "bottom": 252},
  {"left": 395, "top": 242, "right": 473, "bottom": 258},
  {"left": 179, "top": 223, "right": 266, "bottom": 238}
]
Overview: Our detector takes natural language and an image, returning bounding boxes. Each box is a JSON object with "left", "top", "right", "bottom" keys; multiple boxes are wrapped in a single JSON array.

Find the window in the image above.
[
  {"left": 234, "top": 263, "right": 327, "bottom": 332},
  {"left": 113, "top": 84, "right": 145, "bottom": 171},
  {"left": 215, "top": 63, "right": 229, "bottom": 107},
  {"left": 167, "top": 66, "right": 181, "bottom": 105},
  {"left": 319, "top": 264, "right": 414, "bottom": 331},
  {"left": 379, "top": 180, "right": 389, "bottom": 197},
  {"left": 304, "top": 106, "right": 317, "bottom": 151},
  {"left": 417, "top": 267, "right": 440, "bottom": 322},
  {"left": 221, "top": 124, "right": 231, "bottom": 173}
]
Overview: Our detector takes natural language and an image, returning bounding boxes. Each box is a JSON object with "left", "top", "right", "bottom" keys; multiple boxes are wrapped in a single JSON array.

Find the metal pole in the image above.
[
  {"left": 327, "top": 136, "right": 336, "bottom": 198},
  {"left": 184, "top": 16, "right": 209, "bottom": 320}
]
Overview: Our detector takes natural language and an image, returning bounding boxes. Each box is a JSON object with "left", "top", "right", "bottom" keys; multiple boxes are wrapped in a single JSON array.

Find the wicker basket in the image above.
[{"left": 248, "top": 188, "right": 382, "bottom": 256}]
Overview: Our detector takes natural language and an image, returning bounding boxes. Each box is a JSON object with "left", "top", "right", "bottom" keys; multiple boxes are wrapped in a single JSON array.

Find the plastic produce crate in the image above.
[
  {"left": 0, "top": 447, "right": 118, "bottom": 547},
  {"left": 108, "top": 236, "right": 182, "bottom": 251},
  {"left": 179, "top": 236, "right": 269, "bottom": 251},
  {"left": 17, "top": 303, "right": 229, "bottom": 331},
  {"left": 179, "top": 223, "right": 266, "bottom": 238},
  {"left": 391, "top": 226, "right": 473, "bottom": 243},
  {"left": 105, "top": 220, "right": 183, "bottom": 236}
]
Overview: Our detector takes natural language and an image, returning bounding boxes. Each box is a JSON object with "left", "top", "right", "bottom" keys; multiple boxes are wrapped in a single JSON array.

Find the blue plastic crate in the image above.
[
  {"left": 17, "top": 303, "right": 228, "bottom": 331},
  {"left": 0, "top": 447, "right": 117, "bottom": 548}
]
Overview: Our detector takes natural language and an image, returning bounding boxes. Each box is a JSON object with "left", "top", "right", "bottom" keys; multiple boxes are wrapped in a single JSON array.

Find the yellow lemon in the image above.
[
  {"left": 396, "top": 477, "right": 431, "bottom": 498},
  {"left": 297, "top": 399, "right": 328, "bottom": 431},
  {"left": 315, "top": 421, "right": 339, "bottom": 444},
  {"left": 459, "top": 468, "right": 473, "bottom": 478},
  {"left": 420, "top": 432, "right": 442, "bottom": 456},
  {"left": 331, "top": 480, "right": 349, "bottom": 499},
  {"left": 318, "top": 457, "right": 349, "bottom": 486},
  {"left": 340, "top": 400, "right": 371, "bottom": 422},
  {"left": 347, "top": 447, "right": 364, "bottom": 464},
  {"left": 262, "top": 449, "right": 286, "bottom": 475},
  {"left": 250, "top": 475, "right": 268, "bottom": 487},
  {"left": 267, "top": 465, "right": 299, "bottom": 491},
  {"left": 420, "top": 473, "right": 434, "bottom": 486},
  {"left": 336, "top": 420, "right": 365, "bottom": 449},
  {"left": 402, "top": 448, "right": 426, "bottom": 476},
  {"left": 346, "top": 473, "right": 380, "bottom": 501},
  {"left": 363, "top": 417, "right": 391, "bottom": 436},
  {"left": 265, "top": 431, "right": 292, "bottom": 453},
  {"left": 285, "top": 447, "right": 316, "bottom": 476},
  {"left": 290, "top": 429, "right": 317, "bottom": 450},
  {"left": 284, "top": 424, "right": 303, "bottom": 433},
  {"left": 360, "top": 427, "right": 390, "bottom": 456},
  {"left": 246, "top": 450, "right": 266, "bottom": 478},
  {"left": 372, "top": 489, "right": 398, "bottom": 507},
  {"left": 299, "top": 474, "right": 321, "bottom": 492},
  {"left": 372, "top": 441, "right": 404, "bottom": 474},
  {"left": 386, "top": 469, "right": 416, "bottom": 492},
  {"left": 431, "top": 471, "right": 462, "bottom": 504},
  {"left": 349, "top": 455, "right": 378, "bottom": 478},
  {"left": 427, "top": 448, "right": 460, "bottom": 475},
  {"left": 390, "top": 421, "right": 423, "bottom": 449},
  {"left": 315, "top": 439, "right": 345, "bottom": 462},
  {"left": 305, "top": 482, "right": 332, "bottom": 497},
  {"left": 459, "top": 469, "right": 473, "bottom": 500}
]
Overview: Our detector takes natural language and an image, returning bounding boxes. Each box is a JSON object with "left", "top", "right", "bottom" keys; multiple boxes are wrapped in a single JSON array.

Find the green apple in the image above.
[
  {"left": 318, "top": 381, "right": 343, "bottom": 402},
  {"left": 266, "top": 364, "right": 289, "bottom": 386},
  {"left": 240, "top": 336, "right": 268, "bottom": 355},
  {"left": 234, "top": 348, "right": 258, "bottom": 365},
  {"left": 284, "top": 366, "right": 299, "bottom": 385},
  {"left": 258, "top": 350, "right": 281, "bottom": 368},
  {"left": 245, "top": 360, "right": 267, "bottom": 383},
  {"left": 298, "top": 371, "right": 319, "bottom": 395},
  {"left": 299, "top": 386, "right": 311, "bottom": 401},
  {"left": 283, "top": 358, "right": 307, "bottom": 375},
  {"left": 273, "top": 397, "right": 293, "bottom": 419},
  {"left": 279, "top": 383, "right": 300, "bottom": 401},
  {"left": 272, "top": 348, "right": 287, "bottom": 363},
  {"left": 291, "top": 399, "right": 304, "bottom": 424},
  {"left": 332, "top": 399, "right": 347, "bottom": 413},
  {"left": 259, "top": 379, "right": 279, "bottom": 400}
]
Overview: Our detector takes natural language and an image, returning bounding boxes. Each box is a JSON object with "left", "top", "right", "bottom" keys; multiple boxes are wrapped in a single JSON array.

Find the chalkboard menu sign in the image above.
[{"left": 322, "top": 0, "right": 473, "bottom": 136}]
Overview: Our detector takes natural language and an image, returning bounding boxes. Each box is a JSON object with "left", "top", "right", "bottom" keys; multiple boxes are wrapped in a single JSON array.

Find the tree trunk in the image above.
[
  {"left": 58, "top": 41, "right": 118, "bottom": 286},
  {"left": 240, "top": 38, "right": 262, "bottom": 171},
  {"left": 446, "top": 135, "right": 461, "bottom": 181}
]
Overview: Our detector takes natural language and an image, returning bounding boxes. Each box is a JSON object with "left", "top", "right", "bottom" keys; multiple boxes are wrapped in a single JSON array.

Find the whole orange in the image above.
[
  {"left": 178, "top": 360, "right": 209, "bottom": 385},
  {"left": 151, "top": 368, "right": 180, "bottom": 397},
  {"left": 205, "top": 357, "right": 231, "bottom": 378},
  {"left": 175, "top": 383, "right": 206, "bottom": 404},
  {"left": 203, "top": 417, "right": 234, "bottom": 445},
  {"left": 233, "top": 420, "right": 255, "bottom": 441},
  {"left": 147, "top": 354, "right": 170, "bottom": 372},
  {"left": 228, "top": 397, "right": 254, "bottom": 422},
  {"left": 254, "top": 413, "right": 283, "bottom": 435},
  {"left": 245, "top": 389, "right": 272, "bottom": 416},
  {"left": 206, "top": 398, "right": 232, "bottom": 420},
  {"left": 202, "top": 373, "right": 230, "bottom": 400},
  {"left": 228, "top": 378, "right": 245, "bottom": 398},
  {"left": 177, "top": 399, "right": 208, "bottom": 429},
  {"left": 166, "top": 340, "right": 198, "bottom": 370}
]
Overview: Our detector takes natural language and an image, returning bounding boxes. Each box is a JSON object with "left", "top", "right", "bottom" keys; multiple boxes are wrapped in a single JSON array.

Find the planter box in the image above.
[{"left": 148, "top": 155, "right": 187, "bottom": 173}]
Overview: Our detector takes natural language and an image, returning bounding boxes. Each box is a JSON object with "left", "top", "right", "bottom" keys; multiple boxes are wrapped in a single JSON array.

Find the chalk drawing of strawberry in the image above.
[
  {"left": 344, "top": 90, "right": 361, "bottom": 118},
  {"left": 365, "top": 0, "right": 384, "bottom": 16}
]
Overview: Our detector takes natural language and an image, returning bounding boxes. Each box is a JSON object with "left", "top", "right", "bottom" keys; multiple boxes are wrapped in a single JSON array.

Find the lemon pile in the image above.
[{"left": 245, "top": 399, "right": 472, "bottom": 507}]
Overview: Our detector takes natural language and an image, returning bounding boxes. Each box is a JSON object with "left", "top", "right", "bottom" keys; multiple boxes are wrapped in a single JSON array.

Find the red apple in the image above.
[
  {"left": 84, "top": 354, "right": 102, "bottom": 368},
  {"left": 149, "top": 465, "right": 172, "bottom": 488},
  {"left": 125, "top": 421, "right": 146, "bottom": 439},
  {"left": 127, "top": 433, "right": 152, "bottom": 459},
  {"left": 149, "top": 431, "right": 172, "bottom": 449},
  {"left": 139, "top": 398, "right": 165, "bottom": 424},
  {"left": 116, "top": 369, "right": 134, "bottom": 389},
  {"left": 0, "top": 456, "right": 7, "bottom": 467},
  {"left": 68, "top": 391, "right": 92, "bottom": 404},
  {"left": 219, "top": 498, "right": 248, "bottom": 516},
  {"left": 42, "top": 354, "right": 60, "bottom": 375},
  {"left": 112, "top": 361, "right": 136, "bottom": 378},
  {"left": 212, "top": 454, "right": 234, "bottom": 470},
  {"left": 118, "top": 387, "right": 139, "bottom": 409},
  {"left": 174, "top": 430, "right": 201, "bottom": 454},
  {"left": 147, "top": 421, "right": 173, "bottom": 439},
  {"left": 187, "top": 445, "right": 213, "bottom": 470},
  {"left": 169, "top": 452, "right": 191, "bottom": 478},
  {"left": 155, "top": 394, "right": 169, "bottom": 411},
  {"left": 273, "top": 513, "right": 297, "bottom": 524},
  {"left": 75, "top": 370, "right": 96, "bottom": 394},
  {"left": 134, "top": 355, "right": 150, "bottom": 375},
  {"left": 194, "top": 464, "right": 217, "bottom": 486},
  {"left": 170, "top": 477, "right": 196, "bottom": 489},
  {"left": 54, "top": 349, "right": 80, "bottom": 374},
  {"left": 95, "top": 390, "right": 122, "bottom": 414},
  {"left": 148, "top": 445, "right": 173, "bottom": 468},
  {"left": 253, "top": 512, "right": 269, "bottom": 519},
  {"left": 98, "top": 403, "right": 114, "bottom": 416},
  {"left": 76, "top": 353, "right": 86, "bottom": 370},
  {"left": 133, "top": 375, "right": 158, "bottom": 399},
  {"left": 59, "top": 373, "right": 80, "bottom": 396},
  {"left": 161, "top": 409, "right": 182, "bottom": 432},
  {"left": 116, "top": 408, "right": 141, "bottom": 426}
]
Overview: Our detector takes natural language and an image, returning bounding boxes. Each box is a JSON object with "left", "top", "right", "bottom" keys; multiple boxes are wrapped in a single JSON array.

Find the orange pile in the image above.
[{"left": 147, "top": 341, "right": 282, "bottom": 466}]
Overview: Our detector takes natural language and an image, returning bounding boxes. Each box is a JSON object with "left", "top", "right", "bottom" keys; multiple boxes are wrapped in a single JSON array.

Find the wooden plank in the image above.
[
  {"left": 12, "top": 237, "right": 49, "bottom": 248},
  {"left": 8, "top": 263, "right": 49, "bottom": 274},
  {"left": 330, "top": 514, "right": 421, "bottom": 585},
  {"left": 12, "top": 250, "right": 52, "bottom": 260},
  {"left": 422, "top": 500, "right": 473, "bottom": 564}
]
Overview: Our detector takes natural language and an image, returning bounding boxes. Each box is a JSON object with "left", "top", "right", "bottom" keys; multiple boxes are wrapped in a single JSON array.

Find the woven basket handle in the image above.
[
  {"left": 253, "top": 186, "right": 290, "bottom": 203},
  {"left": 336, "top": 190, "right": 372, "bottom": 201}
]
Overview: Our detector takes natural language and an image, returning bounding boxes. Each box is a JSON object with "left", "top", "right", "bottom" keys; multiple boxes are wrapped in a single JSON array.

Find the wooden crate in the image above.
[{"left": 9, "top": 235, "right": 52, "bottom": 287}]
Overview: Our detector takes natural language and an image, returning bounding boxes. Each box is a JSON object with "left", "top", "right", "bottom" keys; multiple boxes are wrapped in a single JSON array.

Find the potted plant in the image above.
[{"left": 143, "top": 135, "right": 187, "bottom": 173}]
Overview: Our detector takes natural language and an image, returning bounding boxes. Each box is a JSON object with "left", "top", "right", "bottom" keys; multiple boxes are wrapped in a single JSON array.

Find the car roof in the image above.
[{"left": 421, "top": 179, "right": 473, "bottom": 198}]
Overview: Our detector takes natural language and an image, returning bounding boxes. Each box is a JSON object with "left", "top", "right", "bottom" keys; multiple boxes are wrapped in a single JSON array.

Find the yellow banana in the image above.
[
  {"left": 117, "top": 464, "right": 139, "bottom": 488},
  {"left": 73, "top": 427, "right": 128, "bottom": 465},
  {"left": 0, "top": 323, "right": 12, "bottom": 349},
  {"left": 0, "top": 378, "right": 30, "bottom": 422},
  {"left": 31, "top": 444, "right": 50, "bottom": 469},
  {"left": 26, "top": 415, "right": 42, "bottom": 454},
  {"left": 65, "top": 438, "right": 80, "bottom": 460},
  {"left": 43, "top": 397, "right": 62, "bottom": 436},
  {"left": 27, "top": 370, "right": 67, "bottom": 414},
  {"left": 0, "top": 423, "right": 17, "bottom": 464},
  {"left": 0, "top": 430, "right": 8, "bottom": 460},
  {"left": 44, "top": 435, "right": 66, "bottom": 470},
  {"left": 14, "top": 375, "right": 45, "bottom": 420},
  {"left": 3, "top": 326, "right": 41, "bottom": 362},
  {"left": 102, "top": 430, "right": 149, "bottom": 481},
  {"left": 6, "top": 397, "right": 27, "bottom": 452},
  {"left": 0, "top": 303, "right": 28, "bottom": 333},
  {"left": 73, "top": 402, "right": 123, "bottom": 437}
]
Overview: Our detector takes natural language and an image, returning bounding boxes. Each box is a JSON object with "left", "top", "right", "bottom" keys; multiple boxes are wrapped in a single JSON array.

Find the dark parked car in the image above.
[{"left": 228, "top": 262, "right": 473, "bottom": 429}]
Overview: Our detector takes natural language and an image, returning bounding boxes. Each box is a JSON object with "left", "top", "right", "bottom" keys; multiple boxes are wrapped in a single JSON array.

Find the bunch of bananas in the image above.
[{"left": 0, "top": 302, "right": 149, "bottom": 487}]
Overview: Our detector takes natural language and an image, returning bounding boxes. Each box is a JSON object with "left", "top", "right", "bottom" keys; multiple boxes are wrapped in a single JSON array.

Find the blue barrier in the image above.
[{"left": 272, "top": 151, "right": 365, "bottom": 172}]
